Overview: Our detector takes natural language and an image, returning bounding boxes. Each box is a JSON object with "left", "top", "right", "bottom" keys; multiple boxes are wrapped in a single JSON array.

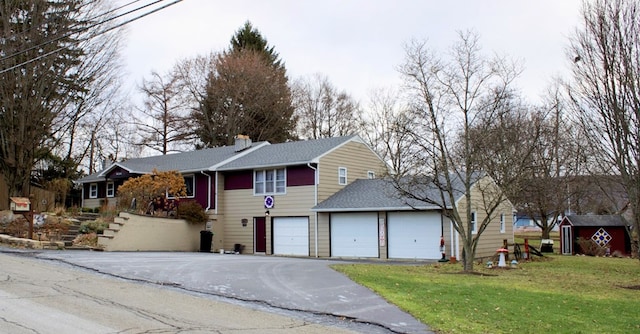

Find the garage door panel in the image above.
[
  {"left": 273, "top": 217, "right": 309, "bottom": 256},
  {"left": 388, "top": 211, "right": 441, "bottom": 259},
  {"left": 331, "top": 213, "right": 378, "bottom": 258}
]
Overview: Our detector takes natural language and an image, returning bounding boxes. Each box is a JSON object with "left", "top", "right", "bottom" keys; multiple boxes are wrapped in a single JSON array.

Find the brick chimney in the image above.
[{"left": 234, "top": 134, "right": 252, "bottom": 152}]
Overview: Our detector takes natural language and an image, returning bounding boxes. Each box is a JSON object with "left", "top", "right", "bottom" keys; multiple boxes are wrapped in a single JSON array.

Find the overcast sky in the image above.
[{"left": 120, "top": 0, "right": 584, "bottom": 105}]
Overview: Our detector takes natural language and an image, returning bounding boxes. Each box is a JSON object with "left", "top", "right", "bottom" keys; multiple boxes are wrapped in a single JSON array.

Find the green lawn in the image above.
[{"left": 333, "top": 256, "right": 640, "bottom": 334}]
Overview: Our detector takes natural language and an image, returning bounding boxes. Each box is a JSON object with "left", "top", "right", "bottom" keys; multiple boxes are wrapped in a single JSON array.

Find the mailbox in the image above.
[{"left": 10, "top": 197, "right": 31, "bottom": 212}]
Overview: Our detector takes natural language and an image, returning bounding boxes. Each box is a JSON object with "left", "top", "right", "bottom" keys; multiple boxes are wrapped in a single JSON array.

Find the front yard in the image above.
[{"left": 334, "top": 255, "right": 640, "bottom": 334}]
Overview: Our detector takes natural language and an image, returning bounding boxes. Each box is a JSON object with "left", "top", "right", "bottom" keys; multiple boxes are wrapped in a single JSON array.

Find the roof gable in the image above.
[{"left": 217, "top": 135, "right": 362, "bottom": 171}]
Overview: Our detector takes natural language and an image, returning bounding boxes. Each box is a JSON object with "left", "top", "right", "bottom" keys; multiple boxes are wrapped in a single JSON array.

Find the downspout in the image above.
[
  {"left": 214, "top": 172, "right": 219, "bottom": 215},
  {"left": 201, "top": 171, "right": 211, "bottom": 211},
  {"left": 308, "top": 163, "right": 318, "bottom": 258}
]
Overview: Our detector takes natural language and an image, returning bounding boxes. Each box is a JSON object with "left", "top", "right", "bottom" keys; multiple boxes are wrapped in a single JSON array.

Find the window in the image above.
[
  {"left": 255, "top": 168, "right": 286, "bottom": 195},
  {"left": 184, "top": 175, "right": 195, "bottom": 197},
  {"left": 167, "top": 175, "right": 195, "bottom": 199},
  {"left": 367, "top": 171, "right": 375, "bottom": 179},
  {"left": 471, "top": 211, "right": 477, "bottom": 234},
  {"left": 338, "top": 167, "right": 347, "bottom": 185},
  {"left": 500, "top": 213, "right": 505, "bottom": 233},
  {"left": 89, "top": 183, "right": 98, "bottom": 199},
  {"left": 106, "top": 182, "right": 114, "bottom": 198}
]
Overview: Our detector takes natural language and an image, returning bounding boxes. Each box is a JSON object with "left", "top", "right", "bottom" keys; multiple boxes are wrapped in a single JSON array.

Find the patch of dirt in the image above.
[
  {"left": 619, "top": 285, "right": 640, "bottom": 290},
  {"left": 448, "top": 271, "right": 499, "bottom": 277}
]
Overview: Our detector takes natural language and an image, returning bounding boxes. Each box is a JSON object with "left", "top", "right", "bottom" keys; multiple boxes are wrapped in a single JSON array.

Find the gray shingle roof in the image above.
[
  {"left": 217, "top": 135, "right": 358, "bottom": 170},
  {"left": 564, "top": 215, "right": 630, "bottom": 227},
  {"left": 312, "top": 176, "right": 469, "bottom": 212},
  {"left": 76, "top": 142, "right": 268, "bottom": 183},
  {"left": 76, "top": 136, "right": 361, "bottom": 183}
]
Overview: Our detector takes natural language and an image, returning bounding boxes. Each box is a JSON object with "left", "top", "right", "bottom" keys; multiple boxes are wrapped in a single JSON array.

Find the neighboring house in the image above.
[
  {"left": 311, "top": 174, "right": 515, "bottom": 260},
  {"left": 513, "top": 212, "right": 560, "bottom": 231},
  {"left": 559, "top": 215, "right": 631, "bottom": 256}
]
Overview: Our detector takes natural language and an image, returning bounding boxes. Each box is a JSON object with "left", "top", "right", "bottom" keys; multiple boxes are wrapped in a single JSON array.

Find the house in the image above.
[
  {"left": 77, "top": 135, "right": 513, "bottom": 259},
  {"left": 311, "top": 174, "right": 515, "bottom": 260},
  {"left": 76, "top": 135, "right": 387, "bottom": 255},
  {"left": 559, "top": 215, "right": 631, "bottom": 256}
]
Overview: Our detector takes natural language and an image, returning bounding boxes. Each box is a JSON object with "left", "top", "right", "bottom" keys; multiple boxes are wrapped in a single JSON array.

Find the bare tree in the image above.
[
  {"left": 397, "top": 31, "right": 521, "bottom": 271},
  {"left": 567, "top": 0, "right": 640, "bottom": 258},
  {"left": 134, "top": 70, "right": 193, "bottom": 155},
  {"left": 362, "top": 87, "right": 419, "bottom": 176},
  {"left": 292, "top": 73, "right": 364, "bottom": 139}
]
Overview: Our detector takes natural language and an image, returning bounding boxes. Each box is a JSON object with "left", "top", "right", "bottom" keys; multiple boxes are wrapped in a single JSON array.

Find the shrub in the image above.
[
  {"left": 176, "top": 201, "right": 207, "bottom": 225},
  {"left": 73, "top": 232, "right": 98, "bottom": 247},
  {"left": 79, "top": 220, "right": 110, "bottom": 234},
  {"left": 53, "top": 206, "right": 66, "bottom": 216},
  {"left": 116, "top": 169, "right": 187, "bottom": 214},
  {"left": 576, "top": 237, "right": 607, "bottom": 256}
]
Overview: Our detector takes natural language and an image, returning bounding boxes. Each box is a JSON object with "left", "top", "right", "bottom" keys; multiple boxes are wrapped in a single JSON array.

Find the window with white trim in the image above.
[
  {"left": 500, "top": 213, "right": 505, "bottom": 233},
  {"left": 254, "top": 168, "right": 286, "bottom": 195},
  {"left": 184, "top": 175, "right": 195, "bottom": 197},
  {"left": 106, "top": 182, "right": 115, "bottom": 198},
  {"left": 89, "top": 183, "right": 98, "bottom": 199},
  {"left": 471, "top": 211, "right": 477, "bottom": 234},
  {"left": 367, "top": 171, "right": 375, "bottom": 179},
  {"left": 167, "top": 175, "right": 195, "bottom": 199},
  {"left": 338, "top": 167, "right": 347, "bottom": 185}
]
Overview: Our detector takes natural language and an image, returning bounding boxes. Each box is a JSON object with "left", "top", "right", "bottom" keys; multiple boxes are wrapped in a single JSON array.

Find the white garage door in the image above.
[
  {"left": 388, "top": 211, "right": 441, "bottom": 259},
  {"left": 273, "top": 217, "right": 309, "bottom": 256},
  {"left": 331, "top": 212, "right": 379, "bottom": 258}
]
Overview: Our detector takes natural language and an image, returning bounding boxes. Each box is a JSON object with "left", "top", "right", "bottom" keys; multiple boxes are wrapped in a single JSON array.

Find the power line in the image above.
[
  {"left": 0, "top": 0, "right": 183, "bottom": 74},
  {"left": 0, "top": 0, "right": 145, "bottom": 47},
  {"left": 0, "top": 0, "right": 169, "bottom": 64}
]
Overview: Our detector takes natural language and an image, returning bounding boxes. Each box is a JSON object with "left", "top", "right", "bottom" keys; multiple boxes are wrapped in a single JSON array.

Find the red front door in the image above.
[{"left": 255, "top": 217, "right": 266, "bottom": 253}]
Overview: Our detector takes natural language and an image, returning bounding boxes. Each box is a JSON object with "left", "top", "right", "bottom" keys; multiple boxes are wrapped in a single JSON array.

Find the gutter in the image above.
[
  {"left": 201, "top": 171, "right": 211, "bottom": 211},
  {"left": 308, "top": 162, "right": 318, "bottom": 258}
]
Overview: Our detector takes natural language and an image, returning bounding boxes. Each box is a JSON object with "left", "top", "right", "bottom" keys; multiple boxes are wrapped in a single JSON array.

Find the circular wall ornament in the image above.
[{"left": 264, "top": 195, "right": 274, "bottom": 209}]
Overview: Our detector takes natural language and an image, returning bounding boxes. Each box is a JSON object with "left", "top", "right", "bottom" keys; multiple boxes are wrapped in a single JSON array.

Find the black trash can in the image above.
[{"left": 200, "top": 230, "right": 213, "bottom": 252}]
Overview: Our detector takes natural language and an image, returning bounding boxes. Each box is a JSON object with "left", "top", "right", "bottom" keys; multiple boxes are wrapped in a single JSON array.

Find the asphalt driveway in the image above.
[{"left": 33, "top": 251, "right": 432, "bottom": 334}]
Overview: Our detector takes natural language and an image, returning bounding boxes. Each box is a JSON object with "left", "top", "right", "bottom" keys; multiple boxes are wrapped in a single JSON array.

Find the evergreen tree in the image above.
[
  {"left": 0, "top": 0, "right": 85, "bottom": 197},
  {"left": 230, "top": 21, "right": 282, "bottom": 69},
  {"left": 193, "top": 23, "right": 296, "bottom": 147}
]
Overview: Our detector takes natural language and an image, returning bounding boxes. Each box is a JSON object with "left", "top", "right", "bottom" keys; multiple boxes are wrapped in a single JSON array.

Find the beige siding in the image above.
[
  {"left": 82, "top": 198, "right": 102, "bottom": 210},
  {"left": 453, "top": 176, "right": 515, "bottom": 259},
  {"left": 317, "top": 141, "right": 387, "bottom": 202},
  {"left": 316, "top": 212, "right": 331, "bottom": 257},
  {"left": 219, "top": 185, "right": 316, "bottom": 255},
  {"left": 378, "top": 211, "right": 388, "bottom": 259}
]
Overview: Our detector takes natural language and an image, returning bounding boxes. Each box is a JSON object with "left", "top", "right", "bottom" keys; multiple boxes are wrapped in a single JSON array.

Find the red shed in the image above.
[{"left": 559, "top": 215, "right": 631, "bottom": 256}]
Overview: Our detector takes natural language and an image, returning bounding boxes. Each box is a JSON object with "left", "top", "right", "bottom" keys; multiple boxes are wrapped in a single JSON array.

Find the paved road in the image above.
[
  {"left": 0, "top": 252, "right": 362, "bottom": 333},
  {"left": 2, "top": 249, "right": 433, "bottom": 333}
]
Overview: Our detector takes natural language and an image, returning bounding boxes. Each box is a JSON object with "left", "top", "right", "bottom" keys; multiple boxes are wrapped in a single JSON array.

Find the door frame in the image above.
[
  {"left": 254, "top": 216, "right": 267, "bottom": 253},
  {"left": 561, "top": 225, "right": 572, "bottom": 255}
]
